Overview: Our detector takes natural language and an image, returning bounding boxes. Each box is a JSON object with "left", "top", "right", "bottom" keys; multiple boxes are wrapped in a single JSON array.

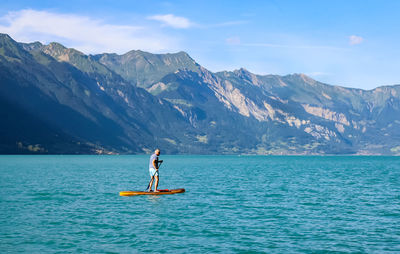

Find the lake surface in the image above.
[{"left": 0, "top": 155, "right": 399, "bottom": 253}]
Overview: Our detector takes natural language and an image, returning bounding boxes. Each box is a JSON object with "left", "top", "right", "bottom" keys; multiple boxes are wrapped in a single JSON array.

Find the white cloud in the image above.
[
  {"left": 0, "top": 9, "right": 178, "bottom": 54},
  {"left": 349, "top": 35, "right": 363, "bottom": 45},
  {"left": 147, "top": 14, "right": 191, "bottom": 29}
]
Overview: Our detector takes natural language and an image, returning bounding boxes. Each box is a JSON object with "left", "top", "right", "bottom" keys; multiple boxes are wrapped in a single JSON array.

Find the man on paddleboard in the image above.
[{"left": 148, "top": 149, "right": 162, "bottom": 192}]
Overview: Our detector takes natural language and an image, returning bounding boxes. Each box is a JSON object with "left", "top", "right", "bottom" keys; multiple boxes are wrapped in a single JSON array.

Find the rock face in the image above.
[{"left": 1, "top": 33, "right": 400, "bottom": 155}]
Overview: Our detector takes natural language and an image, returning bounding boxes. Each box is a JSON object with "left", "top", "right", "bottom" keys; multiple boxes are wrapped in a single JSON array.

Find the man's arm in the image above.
[{"left": 152, "top": 159, "right": 158, "bottom": 170}]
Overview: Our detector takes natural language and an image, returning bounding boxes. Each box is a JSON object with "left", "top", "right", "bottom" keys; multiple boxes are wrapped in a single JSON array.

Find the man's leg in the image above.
[
  {"left": 148, "top": 176, "right": 154, "bottom": 191},
  {"left": 154, "top": 175, "right": 159, "bottom": 192}
]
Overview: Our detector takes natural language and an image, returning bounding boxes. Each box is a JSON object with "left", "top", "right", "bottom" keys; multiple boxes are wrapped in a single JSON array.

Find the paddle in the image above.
[{"left": 146, "top": 160, "right": 163, "bottom": 191}]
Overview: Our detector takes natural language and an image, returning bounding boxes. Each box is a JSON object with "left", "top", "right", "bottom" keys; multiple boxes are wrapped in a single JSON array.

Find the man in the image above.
[{"left": 148, "top": 149, "right": 163, "bottom": 192}]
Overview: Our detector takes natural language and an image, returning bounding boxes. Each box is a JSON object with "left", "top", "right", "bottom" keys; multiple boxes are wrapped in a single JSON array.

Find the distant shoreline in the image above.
[{"left": 1, "top": 153, "right": 399, "bottom": 156}]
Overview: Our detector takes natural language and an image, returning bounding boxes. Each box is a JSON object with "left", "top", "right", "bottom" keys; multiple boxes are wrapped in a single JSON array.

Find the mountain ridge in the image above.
[{"left": 1, "top": 33, "right": 399, "bottom": 155}]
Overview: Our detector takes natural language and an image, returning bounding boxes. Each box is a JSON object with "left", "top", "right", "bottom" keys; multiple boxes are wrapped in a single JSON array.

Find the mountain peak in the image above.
[
  {"left": 123, "top": 49, "right": 195, "bottom": 62},
  {"left": 232, "top": 68, "right": 261, "bottom": 86},
  {"left": 0, "top": 33, "right": 13, "bottom": 40},
  {"left": 41, "top": 42, "right": 84, "bottom": 62},
  {"left": 0, "top": 33, "right": 31, "bottom": 59},
  {"left": 175, "top": 50, "right": 191, "bottom": 57},
  {"left": 19, "top": 41, "right": 44, "bottom": 51},
  {"left": 47, "top": 42, "right": 67, "bottom": 50},
  {"left": 285, "top": 73, "right": 317, "bottom": 86},
  {"left": 0, "top": 33, "right": 18, "bottom": 46},
  {"left": 95, "top": 49, "right": 200, "bottom": 88},
  {"left": 44, "top": 42, "right": 84, "bottom": 55},
  {"left": 298, "top": 73, "right": 317, "bottom": 84},
  {"left": 233, "top": 67, "right": 251, "bottom": 74}
]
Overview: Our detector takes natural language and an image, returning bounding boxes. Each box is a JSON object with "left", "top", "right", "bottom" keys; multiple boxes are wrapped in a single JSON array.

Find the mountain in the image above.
[
  {"left": 1, "top": 34, "right": 203, "bottom": 154},
  {"left": 93, "top": 50, "right": 200, "bottom": 89},
  {"left": 1, "top": 33, "right": 399, "bottom": 155}
]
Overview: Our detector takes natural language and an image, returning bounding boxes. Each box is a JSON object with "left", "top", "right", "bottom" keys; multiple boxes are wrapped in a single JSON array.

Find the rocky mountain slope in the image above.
[{"left": 1, "top": 33, "right": 399, "bottom": 154}]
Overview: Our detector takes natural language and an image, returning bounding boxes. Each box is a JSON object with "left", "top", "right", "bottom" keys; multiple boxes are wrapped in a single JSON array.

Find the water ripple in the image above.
[{"left": 1, "top": 155, "right": 400, "bottom": 252}]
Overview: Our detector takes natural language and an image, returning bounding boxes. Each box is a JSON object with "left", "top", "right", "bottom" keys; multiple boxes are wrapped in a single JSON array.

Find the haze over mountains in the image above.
[{"left": 1, "top": 33, "right": 399, "bottom": 155}]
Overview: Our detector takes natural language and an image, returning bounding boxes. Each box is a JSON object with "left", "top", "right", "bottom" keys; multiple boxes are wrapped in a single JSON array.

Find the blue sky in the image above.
[{"left": 0, "top": 0, "right": 399, "bottom": 89}]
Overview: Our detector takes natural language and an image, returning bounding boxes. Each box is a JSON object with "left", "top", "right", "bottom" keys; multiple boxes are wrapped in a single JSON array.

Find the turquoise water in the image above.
[{"left": 0, "top": 155, "right": 400, "bottom": 253}]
